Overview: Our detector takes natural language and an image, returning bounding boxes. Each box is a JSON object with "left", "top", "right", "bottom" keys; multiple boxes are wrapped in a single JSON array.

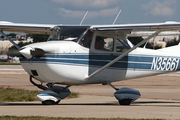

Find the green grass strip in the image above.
[
  {"left": 0, "top": 62, "right": 21, "bottom": 65},
  {"left": 0, "top": 87, "right": 78, "bottom": 103},
  {"left": 0, "top": 87, "right": 40, "bottom": 103}
]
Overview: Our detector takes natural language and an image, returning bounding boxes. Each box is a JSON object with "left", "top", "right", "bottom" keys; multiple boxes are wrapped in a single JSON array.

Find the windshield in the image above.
[
  {"left": 48, "top": 26, "right": 89, "bottom": 42},
  {"left": 116, "top": 39, "right": 131, "bottom": 52}
]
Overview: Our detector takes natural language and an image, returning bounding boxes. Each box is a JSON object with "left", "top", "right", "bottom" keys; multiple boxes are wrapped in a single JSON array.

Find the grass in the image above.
[
  {"left": 0, "top": 62, "right": 21, "bottom": 65},
  {"left": 0, "top": 116, "right": 165, "bottom": 120},
  {"left": 0, "top": 87, "right": 40, "bottom": 103},
  {"left": 67, "top": 92, "right": 79, "bottom": 98},
  {"left": 0, "top": 87, "right": 78, "bottom": 103}
]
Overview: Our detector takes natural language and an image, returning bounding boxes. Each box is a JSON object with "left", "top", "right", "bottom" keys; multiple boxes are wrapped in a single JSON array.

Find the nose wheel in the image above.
[
  {"left": 42, "top": 100, "right": 60, "bottom": 105},
  {"left": 37, "top": 85, "right": 71, "bottom": 105},
  {"left": 30, "top": 76, "right": 71, "bottom": 105}
]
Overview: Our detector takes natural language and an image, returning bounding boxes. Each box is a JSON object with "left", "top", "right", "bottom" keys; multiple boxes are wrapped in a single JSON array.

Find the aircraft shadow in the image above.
[
  {"left": 132, "top": 101, "right": 180, "bottom": 107},
  {"left": 60, "top": 101, "right": 180, "bottom": 107},
  {"left": 0, "top": 102, "right": 118, "bottom": 106},
  {"left": 0, "top": 101, "right": 180, "bottom": 107},
  {"left": 0, "top": 103, "right": 42, "bottom": 106}
]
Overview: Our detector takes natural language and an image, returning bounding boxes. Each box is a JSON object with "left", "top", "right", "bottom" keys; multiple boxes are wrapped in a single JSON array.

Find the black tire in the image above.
[
  {"left": 42, "top": 100, "right": 56, "bottom": 105},
  {"left": 119, "top": 99, "right": 132, "bottom": 105}
]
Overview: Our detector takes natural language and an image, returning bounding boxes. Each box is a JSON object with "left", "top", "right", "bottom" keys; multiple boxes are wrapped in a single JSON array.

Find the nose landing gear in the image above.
[
  {"left": 37, "top": 89, "right": 61, "bottom": 105},
  {"left": 37, "top": 86, "right": 71, "bottom": 105},
  {"left": 30, "top": 76, "right": 71, "bottom": 105}
]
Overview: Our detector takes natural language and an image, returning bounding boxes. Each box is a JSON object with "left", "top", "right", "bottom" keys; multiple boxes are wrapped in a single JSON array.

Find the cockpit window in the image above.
[
  {"left": 116, "top": 39, "right": 131, "bottom": 52},
  {"left": 95, "top": 36, "right": 114, "bottom": 51},
  {"left": 79, "top": 31, "right": 93, "bottom": 48},
  {"left": 48, "top": 26, "right": 89, "bottom": 42}
]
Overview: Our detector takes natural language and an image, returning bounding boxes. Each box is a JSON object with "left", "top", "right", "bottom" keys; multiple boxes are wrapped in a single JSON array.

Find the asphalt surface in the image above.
[{"left": 1, "top": 65, "right": 180, "bottom": 119}]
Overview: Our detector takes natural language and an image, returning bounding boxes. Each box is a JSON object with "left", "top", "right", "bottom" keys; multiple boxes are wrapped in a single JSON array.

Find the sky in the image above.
[{"left": 0, "top": 0, "right": 180, "bottom": 25}]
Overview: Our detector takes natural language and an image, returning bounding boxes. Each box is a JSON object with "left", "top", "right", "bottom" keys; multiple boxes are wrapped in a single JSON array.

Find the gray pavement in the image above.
[
  {"left": 1, "top": 96, "right": 180, "bottom": 119},
  {"left": 1, "top": 65, "right": 180, "bottom": 119}
]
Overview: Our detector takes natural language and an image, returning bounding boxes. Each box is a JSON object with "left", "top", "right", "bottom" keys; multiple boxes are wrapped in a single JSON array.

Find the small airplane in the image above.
[{"left": 1, "top": 20, "right": 180, "bottom": 105}]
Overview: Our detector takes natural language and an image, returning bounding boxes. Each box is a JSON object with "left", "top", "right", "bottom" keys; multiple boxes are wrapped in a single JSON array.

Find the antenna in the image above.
[
  {"left": 80, "top": 11, "right": 88, "bottom": 25},
  {"left": 113, "top": 10, "right": 122, "bottom": 25}
]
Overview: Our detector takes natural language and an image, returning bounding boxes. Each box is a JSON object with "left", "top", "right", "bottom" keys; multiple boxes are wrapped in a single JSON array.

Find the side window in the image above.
[
  {"left": 80, "top": 31, "right": 93, "bottom": 48},
  {"left": 116, "top": 39, "right": 130, "bottom": 52},
  {"left": 95, "top": 36, "right": 114, "bottom": 51}
]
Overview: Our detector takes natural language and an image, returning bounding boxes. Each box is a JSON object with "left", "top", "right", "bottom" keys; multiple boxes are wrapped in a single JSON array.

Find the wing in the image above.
[
  {"left": 90, "top": 21, "right": 180, "bottom": 31},
  {"left": 129, "top": 31, "right": 180, "bottom": 37},
  {"left": 0, "top": 21, "right": 56, "bottom": 34}
]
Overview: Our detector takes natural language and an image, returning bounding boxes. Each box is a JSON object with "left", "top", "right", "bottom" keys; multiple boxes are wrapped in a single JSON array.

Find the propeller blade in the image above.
[{"left": 7, "top": 49, "right": 21, "bottom": 57}]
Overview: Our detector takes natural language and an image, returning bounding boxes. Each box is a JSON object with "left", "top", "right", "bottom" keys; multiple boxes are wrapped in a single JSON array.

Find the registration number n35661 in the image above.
[{"left": 151, "top": 57, "right": 179, "bottom": 71}]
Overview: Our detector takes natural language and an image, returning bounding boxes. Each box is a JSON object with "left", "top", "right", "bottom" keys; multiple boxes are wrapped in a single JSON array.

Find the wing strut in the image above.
[
  {"left": 80, "top": 11, "right": 88, "bottom": 25},
  {"left": 0, "top": 31, "right": 20, "bottom": 50},
  {"left": 113, "top": 10, "right": 122, "bottom": 25},
  {"left": 85, "top": 30, "right": 162, "bottom": 81}
]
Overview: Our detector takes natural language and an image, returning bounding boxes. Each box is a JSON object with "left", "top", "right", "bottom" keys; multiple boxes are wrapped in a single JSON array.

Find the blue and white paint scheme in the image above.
[
  {"left": 19, "top": 40, "right": 180, "bottom": 84},
  {"left": 1, "top": 21, "right": 180, "bottom": 105}
]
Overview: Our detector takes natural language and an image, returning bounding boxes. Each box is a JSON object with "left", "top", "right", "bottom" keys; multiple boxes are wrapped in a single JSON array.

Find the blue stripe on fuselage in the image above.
[{"left": 20, "top": 53, "right": 180, "bottom": 71}]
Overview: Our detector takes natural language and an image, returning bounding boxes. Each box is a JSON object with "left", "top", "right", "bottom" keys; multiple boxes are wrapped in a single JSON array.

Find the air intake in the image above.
[{"left": 31, "top": 70, "right": 38, "bottom": 76}]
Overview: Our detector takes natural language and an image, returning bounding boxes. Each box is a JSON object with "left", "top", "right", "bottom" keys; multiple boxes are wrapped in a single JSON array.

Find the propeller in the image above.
[{"left": 7, "top": 49, "right": 21, "bottom": 57}]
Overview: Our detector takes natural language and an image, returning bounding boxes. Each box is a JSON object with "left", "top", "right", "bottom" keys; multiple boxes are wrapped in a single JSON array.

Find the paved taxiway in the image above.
[{"left": 1, "top": 65, "right": 180, "bottom": 119}]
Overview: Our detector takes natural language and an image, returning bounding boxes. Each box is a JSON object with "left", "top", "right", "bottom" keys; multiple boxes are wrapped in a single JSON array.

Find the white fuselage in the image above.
[{"left": 20, "top": 41, "right": 180, "bottom": 85}]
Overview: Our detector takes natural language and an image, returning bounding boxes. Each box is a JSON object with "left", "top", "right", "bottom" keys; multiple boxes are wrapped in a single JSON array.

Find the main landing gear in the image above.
[
  {"left": 30, "top": 76, "right": 71, "bottom": 105},
  {"left": 30, "top": 76, "right": 140, "bottom": 106},
  {"left": 105, "top": 82, "right": 141, "bottom": 105}
]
